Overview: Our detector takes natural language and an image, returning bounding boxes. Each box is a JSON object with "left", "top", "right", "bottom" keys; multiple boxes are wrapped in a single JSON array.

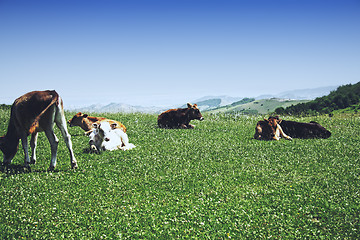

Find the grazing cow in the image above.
[
  {"left": 254, "top": 116, "right": 331, "bottom": 140},
  {"left": 254, "top": 117, "right": 292, "bottom": 141},
  {"left": 0, "top": 90, "right": 78, "bottom": 170},
  {"left": 158, "top": 103, "right": 204, "bottom": 129},
  {"left": 68, "top": 112, "right": 126, "bottom": 135},
  {"left": 89, "top": 121, "right": 135, "bottom": 152}
]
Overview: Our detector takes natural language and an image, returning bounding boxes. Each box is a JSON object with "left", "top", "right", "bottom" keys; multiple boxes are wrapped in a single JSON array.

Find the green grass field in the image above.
[{"left": 0, "top": 109, "right": 359, "bottom": 239}]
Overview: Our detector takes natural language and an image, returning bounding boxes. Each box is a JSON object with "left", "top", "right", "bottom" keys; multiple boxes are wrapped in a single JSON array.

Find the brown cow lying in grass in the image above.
[
  {"left": 254, "top": 116, "right": 331, "bottom": 140},
  {"left": 68, "top": 112, "right": 126, "bottom": 135},
  {"left": 158, "top": 103, "right": 204, "bottom": 129},
  {"left": 254, "top": 117, "right": 292, "bottom": 141}
]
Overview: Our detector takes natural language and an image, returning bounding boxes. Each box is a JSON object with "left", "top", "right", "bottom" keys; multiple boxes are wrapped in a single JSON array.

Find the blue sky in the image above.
[{"left": 0, "top": 0, "right": 359, "bottom": 108}]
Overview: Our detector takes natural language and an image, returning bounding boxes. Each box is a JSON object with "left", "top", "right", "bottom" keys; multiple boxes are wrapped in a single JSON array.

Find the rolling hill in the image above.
[
  {"left": 275, "top": 82, "right": 360, "bottom": 115},
  {"left": 208, "top": 98, "right": 309, "bottom": 115}
]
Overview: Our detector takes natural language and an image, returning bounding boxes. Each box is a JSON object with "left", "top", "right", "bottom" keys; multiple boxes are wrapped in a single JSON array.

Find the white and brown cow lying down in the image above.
[
  {"left": 158, "top": 103, "right": 204, "bottom": 129},
  {"left": 0, "top": 90, "right": 78, "bottom": 170},
  {"left": 254, "top": 117, "right": 292, "bottom": 141},
  {"left": 68, "top": 112, "right": 127, "bottom": 135},
  {"left": 254, "top": 116, "right": 331, "bottom": 140},
  {"left": 89, "top": 121, "right": 135, "bottom": 152}
]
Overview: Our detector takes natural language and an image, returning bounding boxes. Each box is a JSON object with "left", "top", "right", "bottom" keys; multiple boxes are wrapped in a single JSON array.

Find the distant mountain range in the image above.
[
  {"left": 255, "top": 86, "right": 338, "bottom": 100},
  {"left": 69, "top": 103, "right": 165, "bottom": 114},
  {"left": 190, "top": 86, "right": 338, "bottom": 112},
  {"left": 68, "top": 86, "right": 338, "bottom": 114}
]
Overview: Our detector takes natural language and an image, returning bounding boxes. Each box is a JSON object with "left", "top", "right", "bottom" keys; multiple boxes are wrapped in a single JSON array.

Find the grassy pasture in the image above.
[{"left": 0, "top": 109, "right": 359, "bottom": 239}]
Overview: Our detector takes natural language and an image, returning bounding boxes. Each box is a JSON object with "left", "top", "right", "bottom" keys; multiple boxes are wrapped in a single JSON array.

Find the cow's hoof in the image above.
[
  {"left": 48, "top": 166, "right": 55, "bottom": 171},
  {"left": 2, "top": 161, "right": 11, "bottom": 166},
  {"left": 30, "top": 159, "right": 36, "bottom": 164},
  {"left": 71, "top": 162, "right": 78, "bottom": 169},
  {"left": 90, "top": 145, "right": 98, "bottom": 153}
]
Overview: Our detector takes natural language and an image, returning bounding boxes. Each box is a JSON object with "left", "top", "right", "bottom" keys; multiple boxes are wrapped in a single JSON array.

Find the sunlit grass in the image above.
[{"left": 0, "top": 110, "right": 359, "bottom": 239}]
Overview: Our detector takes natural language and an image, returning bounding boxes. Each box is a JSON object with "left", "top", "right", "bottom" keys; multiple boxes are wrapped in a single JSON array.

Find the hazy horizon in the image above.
[
  {"left": 0, "top": 84, "right": 342, "bottom": 109},
  {"left": 1, "top": 0, "right": 359, "bottom": 108}
]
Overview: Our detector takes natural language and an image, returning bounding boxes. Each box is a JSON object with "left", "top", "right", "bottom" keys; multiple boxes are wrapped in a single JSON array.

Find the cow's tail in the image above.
[{"left": 29, "top": 91, "right": 59, "bottom": 134}]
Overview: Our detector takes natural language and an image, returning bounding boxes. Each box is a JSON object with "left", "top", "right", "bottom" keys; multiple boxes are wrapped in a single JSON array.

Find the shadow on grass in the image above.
[
  {"left": 0, "top": 163, "right": 54, "bottom": 175},
  {"left": 82, "top": 147, "right": 101, "bottom": 155}
]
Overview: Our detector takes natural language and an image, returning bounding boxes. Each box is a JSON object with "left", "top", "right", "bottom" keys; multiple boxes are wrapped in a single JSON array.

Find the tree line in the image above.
[{"left": 275, "top": 82, "right": 360, "bottom": 115}]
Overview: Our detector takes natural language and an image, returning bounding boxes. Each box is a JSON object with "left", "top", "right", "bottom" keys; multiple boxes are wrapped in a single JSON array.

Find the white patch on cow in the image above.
[
  {"left": 89, "top": 121, "right": 135, "bottom": 152},
  {"left": 275, "top": 124, "right": 292, "bottom": 140}
]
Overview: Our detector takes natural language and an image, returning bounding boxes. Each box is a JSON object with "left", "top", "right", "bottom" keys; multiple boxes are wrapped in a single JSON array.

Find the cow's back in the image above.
[
  {"left": 102, "top": 119, "right": 127, "bottom": 133},
  {"left": 280, "top": 120, "right": 331, "bottom": 139},
  {"left": 12, "top": 90, "right": 58, "bottom": 134},
  {"left": 158, "top": 108, "right": 185, "bottom": 128}
]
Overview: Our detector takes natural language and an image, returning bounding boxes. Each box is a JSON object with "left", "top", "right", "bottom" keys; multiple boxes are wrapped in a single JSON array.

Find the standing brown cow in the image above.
[
  {"left": 0, "top": 90, "right": 78, "bottom": 170},
  {"left": 158, "top": 103, "right": 204, "bottom": 129}
]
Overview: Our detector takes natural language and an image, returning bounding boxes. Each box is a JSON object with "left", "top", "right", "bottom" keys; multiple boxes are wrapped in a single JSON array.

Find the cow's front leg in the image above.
[
  {"left": 89, "top": 141, "right": 99, "bottom": 153},
  {"left": 45, "top": 130, "right": 59, "bottom": 170},
  {"left": 88, "top": 131, "right": 100, "bottom": 153},
  {"left": 30, "top": 132, "right": 38, "bottom": 164},
  {"left": 21, "top": 136, "right": 31, "bottom": 167},
  {"left": 55, "top": 113, "right": 78, "bottom": 169},
  {"left": 276, "top": 125, "right": 292, "bottom": 140}
]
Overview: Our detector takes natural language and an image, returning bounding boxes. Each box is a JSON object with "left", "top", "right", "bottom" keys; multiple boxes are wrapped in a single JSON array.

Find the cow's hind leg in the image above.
[
  {"left": 55, "top": 106, "right": 78, "bottom": 169},
  {"left": 118, "top": 131, "right": 136, "bottom": 150},
  {"left": 45, "top": 129, "right": 59, "bottom": 170},
  {"left": 30, "top": 132, "right": 38, "bottom": 164}
]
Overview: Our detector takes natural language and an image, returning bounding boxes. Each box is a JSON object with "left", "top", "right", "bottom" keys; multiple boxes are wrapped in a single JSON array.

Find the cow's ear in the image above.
[
  {"left": 187, "top": 103, "right": 193, "bottom": 108},
  {"left": 110, "top": 123, "right": 117, "bottom": 129},
  {"left": 93, "top": 123, "right": 99, "bottom": 128},
  {"left": 193, "top": 104, "right": 198, "bottom": 108}
]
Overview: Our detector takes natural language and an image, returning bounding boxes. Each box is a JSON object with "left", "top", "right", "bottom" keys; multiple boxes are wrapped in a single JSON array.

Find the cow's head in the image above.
[
  {"left": 0, "top": 135, "right": 19, "bottom": 164},
  {"left": 68, "top": 112, "right": 88, "bottom": 127},
  {"left": 187, "top": 103, "right": 204, "bottom": 121},
  {"left": 92, "top": 121, "right": 117, "bottom": 142},
  {"left": 254, "top": 117, "right": 281, "bottom": 140}
]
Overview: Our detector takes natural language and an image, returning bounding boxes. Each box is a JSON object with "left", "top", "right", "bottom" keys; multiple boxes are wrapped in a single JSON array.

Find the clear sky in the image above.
[{"left": 0, "top": 0, "right": 359, "bottom": 108}]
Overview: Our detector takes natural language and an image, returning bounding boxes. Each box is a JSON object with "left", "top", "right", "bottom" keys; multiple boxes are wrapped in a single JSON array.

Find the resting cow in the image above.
[
  {"left": 274, "top": 116, "right": 331, "bottom": 139},
  {"left": 68, "top": 112, "right": 126, "bottom": 135},
  {"left": 158, "top": 103, "right": 204, "bottom": 129},
  {"left": 0, "top": 90, "right": 78, "bottom": 170},
  {"left": 89, "top": 121, "right": 135, "bottom": 152},
  {"left": 254, "top": 117, "right": 292, "bottom": 141},
  {"left": 254, "top": 116, "right": 331, "bottom": 140}
]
